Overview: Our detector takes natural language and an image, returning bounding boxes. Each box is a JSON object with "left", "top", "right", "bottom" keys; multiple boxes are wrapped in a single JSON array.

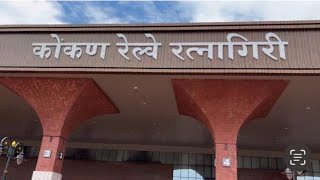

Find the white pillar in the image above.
[{"left": 32, "top": 171, "right": 62, "bottom": 180}]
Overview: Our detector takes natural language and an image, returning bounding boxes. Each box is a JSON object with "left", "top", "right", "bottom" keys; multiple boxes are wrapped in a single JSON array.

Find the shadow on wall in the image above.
[
  {"left": 0, "top": 157, "right": 172, "bottom": 180},
  {"left": 0, "top": 157, "right": 296, "bottom": 180}
]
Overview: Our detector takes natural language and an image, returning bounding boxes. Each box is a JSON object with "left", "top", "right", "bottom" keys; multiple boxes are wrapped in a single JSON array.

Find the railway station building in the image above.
[{"left": 0, "top": 21, "right": 319, "bottom": 180}]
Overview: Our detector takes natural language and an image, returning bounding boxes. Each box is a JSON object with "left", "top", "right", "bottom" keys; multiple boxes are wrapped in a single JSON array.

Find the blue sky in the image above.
[
  {"left": 59, "top": 1, "right": 191, "bottom": 24},
  {"left": 1, "top": 1, "right": 320, "bottom": 24}
]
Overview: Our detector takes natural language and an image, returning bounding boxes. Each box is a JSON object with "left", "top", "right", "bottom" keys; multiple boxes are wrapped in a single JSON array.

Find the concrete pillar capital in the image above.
[
  {"left": 0, "top": 77, "right": 119, "bottom": 138},
  {"left": 172, "top": 79, "right": 288, "bottom": 180},
  {"left": 0, "top": 77, "right": 119, "bottom": 179}
]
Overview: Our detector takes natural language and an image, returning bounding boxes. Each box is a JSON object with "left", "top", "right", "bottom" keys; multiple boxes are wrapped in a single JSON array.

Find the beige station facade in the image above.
[{"left": 0, "top": 21, "right": 320, "bottom": 180}]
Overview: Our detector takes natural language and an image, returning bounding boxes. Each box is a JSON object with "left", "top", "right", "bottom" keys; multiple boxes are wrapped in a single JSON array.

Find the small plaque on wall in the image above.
[
  {"left": 43, "top": 150, "right": 51, "bottom": 158},
  {"left": 222, "top": 158, "right": 231, "bottom": 167}
]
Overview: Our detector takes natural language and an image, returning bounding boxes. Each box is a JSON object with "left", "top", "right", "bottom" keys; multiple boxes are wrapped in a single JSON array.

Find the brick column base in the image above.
[
  {"left": 215, "top": 143, "right": 237, "bottom": 180},
  {"left": 32, "top": 171, "right": 62, "bottom": 180},
  {"left": 36, "top": 136, "right": 65, "bottom": 173}
]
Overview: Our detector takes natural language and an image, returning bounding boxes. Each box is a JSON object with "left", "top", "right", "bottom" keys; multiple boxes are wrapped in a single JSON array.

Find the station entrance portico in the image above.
[{"left": 0, "top": 22, "right": 319, "bottom": 180}]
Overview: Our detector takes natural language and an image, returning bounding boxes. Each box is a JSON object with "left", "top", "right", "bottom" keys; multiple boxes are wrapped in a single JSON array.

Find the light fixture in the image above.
[
  {"left": 282, "top": 168, "right": 293, "bottom": 180},
  {"left": 282, "top": 168, "right": 303, "bottom": 180},
  {"left": 0, "top": 144, "right": 3, "bottom": 156},
  {"left": 132, "top": 86, "right": 140, "bottom": 93},
  {"left": 296, "top": 171, "right": 303, "bottom": 175},
  {"left": 0, "top": 137, "right": 24, "bottom": 179},
  {"left": 16, "top": 151, "right": 24, "bottom": 165}
]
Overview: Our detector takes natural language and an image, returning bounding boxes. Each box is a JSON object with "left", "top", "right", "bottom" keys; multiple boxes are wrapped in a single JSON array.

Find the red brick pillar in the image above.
[
  {"left": 172, "top": 79, "right": 288, "bottom": 180},
  {"left": 36, "top": 136, "right": 65, "bottom": 175},
  {"left": 0, "top": 77, "right": 119, "bottom": 180},
  {"left": 215, "top": 143, "right": 237, "bottom": 180}
]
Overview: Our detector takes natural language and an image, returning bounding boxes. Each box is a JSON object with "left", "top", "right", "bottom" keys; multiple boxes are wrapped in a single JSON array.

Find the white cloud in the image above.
[
  {"left": 1, "top": 1, "right": 319, "bottom": 25},
  {"left": 0, "top": 1, "right": 128, "bottom": 24},
  {"left": 0, "top": 1, "right": 64, "bottom": 24},
  {"left": 180, "top": 1, "right": 320, "bottom": 22},
  {"left": 84, "top": 5, "right": 127, "bottom": 24}
]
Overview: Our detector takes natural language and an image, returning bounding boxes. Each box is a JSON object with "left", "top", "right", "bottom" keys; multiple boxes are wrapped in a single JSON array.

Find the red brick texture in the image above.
[
  {"left": 0, "top": 77, "right": 119, "bottom": 138},
  {"left": 172, "top": 79, "right": 288, "bottom": 180},
  {"left": 215, "top": 143, "right": 237, "bottom": 180},
  {"left": 0, "top": 77, "right": 119, "bottom": 173},
  {"left": 36, "top": 136, "right": 65, "bottom": 172}
]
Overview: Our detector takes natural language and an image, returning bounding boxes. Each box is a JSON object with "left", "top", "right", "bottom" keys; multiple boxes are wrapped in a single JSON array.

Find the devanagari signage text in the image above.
[{"left": 32, "top": 32, "right": 288, "bottom": 62}]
